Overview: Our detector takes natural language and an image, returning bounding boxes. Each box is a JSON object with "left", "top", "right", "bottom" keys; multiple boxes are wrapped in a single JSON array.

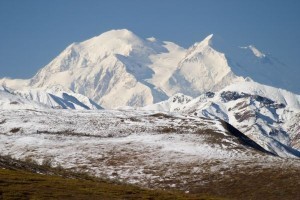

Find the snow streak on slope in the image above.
[{"left": 1, "top": 29, "right": 298, "bottom": 108}]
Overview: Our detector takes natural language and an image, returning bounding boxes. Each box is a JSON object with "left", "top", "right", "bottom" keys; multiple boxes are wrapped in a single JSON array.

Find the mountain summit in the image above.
[{"left": 0, "top": 29, "right": 298, "bottom": 108}]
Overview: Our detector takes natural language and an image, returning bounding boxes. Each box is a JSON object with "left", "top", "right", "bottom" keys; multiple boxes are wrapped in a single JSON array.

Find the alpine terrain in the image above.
[
  {"left": 1, "top": 29, "right": 299, "bottom": 108},
  {"left": 1, "top": 29, "right": 300, "bottom": 199}
]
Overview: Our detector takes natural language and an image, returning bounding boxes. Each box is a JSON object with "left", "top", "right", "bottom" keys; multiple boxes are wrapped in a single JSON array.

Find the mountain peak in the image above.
[
  {"left": 187, "top": 33, "right": 231, "bottom": 56},
  {"left": 99, "top": 29, "right": 137, "bottom": 38},
  {"left": 89, "top": 29, "right": 142, "bottom": 44},
  {"left": 147, "top": 37, "right": 157, "bottom": 42},
  {"left": 68, "top": 29, "right": 146, "bottom": 58},
  {"left": 191, "top": 34, "right": 214, "bottom": 49},
  {"left": 2, "top": 29, "right": 299, "bottom": 109},
  {"left": 202, "top": 34, "right": 214, "bottom": 45}
]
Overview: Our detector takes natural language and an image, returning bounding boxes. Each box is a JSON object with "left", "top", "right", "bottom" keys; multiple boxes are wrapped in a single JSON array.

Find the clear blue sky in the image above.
[{"left": 0, "top": 0, "right": 299, "bottom": 78}]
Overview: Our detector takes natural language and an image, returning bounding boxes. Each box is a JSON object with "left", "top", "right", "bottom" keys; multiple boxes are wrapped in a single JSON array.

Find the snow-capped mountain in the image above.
[
  {"left": 1, "top": 29, "right": 298, "bottom": 108},
  {"left": 1, "top": 85, "right": 102, "bottom": 110},
  {"left": 143, "top": 81, "right": 300, "bottom": 158},
  {"left": 27, "top": 29, "right": 175, "bottom": 108},
  {"left": 167, "top": 34, "right": 245, "bottom": 96}
]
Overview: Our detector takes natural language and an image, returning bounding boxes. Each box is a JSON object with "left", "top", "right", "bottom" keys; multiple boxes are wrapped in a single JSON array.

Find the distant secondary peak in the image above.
[
  {"left": 241, "top": 45, "right": 266, "bottom": 58},
  {"left": 147, "top": 37, "right": 157, "bottom": 42}
]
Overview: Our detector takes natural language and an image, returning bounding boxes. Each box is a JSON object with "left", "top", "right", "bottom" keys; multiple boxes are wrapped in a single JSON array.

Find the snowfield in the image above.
[
  {"left": 1, "top": 108, "right": 300, "bottom": 190},
  {"left": 1, "top": 29, "right": 299, "bottom": 109}
]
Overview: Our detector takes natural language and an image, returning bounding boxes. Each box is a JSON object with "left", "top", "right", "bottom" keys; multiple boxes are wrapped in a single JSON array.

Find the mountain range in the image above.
[
  {"left": 142, "top": 81, "right": 300, "bottom": 158},
  {"left": 1, "top": 29, "right": 299, "bottom": 109},
  {"left": 1, "top": 29, "right": 300, "bottom": 158},
  {"left": 1, "top": 29, "right": 300, "bottom": 198}
]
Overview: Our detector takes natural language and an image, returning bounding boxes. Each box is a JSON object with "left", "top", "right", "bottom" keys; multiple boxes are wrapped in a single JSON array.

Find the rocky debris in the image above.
[{"left": 205, "top": 92, "right": 215, "bottom": 98}]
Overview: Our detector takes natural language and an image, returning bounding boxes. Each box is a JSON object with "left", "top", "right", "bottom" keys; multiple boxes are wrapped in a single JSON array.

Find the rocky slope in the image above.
[{"left": 142, "top": 81, "right": 300, "bottom": 158}]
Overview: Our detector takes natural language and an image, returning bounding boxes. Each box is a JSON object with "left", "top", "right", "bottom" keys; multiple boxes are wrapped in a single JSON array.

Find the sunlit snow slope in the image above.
[
  {"left": 0, "top": 86, "right": 48, "bottom": 109},
  {"left": 0, "top": 85, "right": 102, "bottom": 110},
  {"left": 1, "top": 29, "right": 298, "bottom": 108}
]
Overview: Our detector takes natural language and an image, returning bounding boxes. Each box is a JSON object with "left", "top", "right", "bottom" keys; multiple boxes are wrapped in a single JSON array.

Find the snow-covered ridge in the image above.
[
  {"left": 142, "top": 81, "right": 300, "bottom": 158},
  {"left": 222, "top": 81, "right": 300, "bottom": 109},
  {"left": 0, "top": 29, "right": 298, "bottom": 108},
  {"left": 168, "top": 34, "right": 245, "bottom": 97},
  {"left": 0, "top": 85, "right": 102, "bottom": 110},
  {"left": 0, "top": 86, "right": 48, "bottom": 109}
]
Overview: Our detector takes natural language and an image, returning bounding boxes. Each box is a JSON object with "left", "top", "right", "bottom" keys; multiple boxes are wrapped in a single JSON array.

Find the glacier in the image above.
[{"left": 1, "top": 29, "right": 298, "bottom": 109}]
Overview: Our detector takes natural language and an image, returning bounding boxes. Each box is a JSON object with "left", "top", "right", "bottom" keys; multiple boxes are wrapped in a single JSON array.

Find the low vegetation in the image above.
[
  {"left": 1, "top": 155, "right": 300, "bottom": 199},
  {"left": 0, "top": 155, "right": 221, "bottom": 200},
  {"left": 190, "top": 165, "right": 300, "bottom": 200},
  {"left": 1, "top": 168, "right": 215, "bottom": 200}
]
